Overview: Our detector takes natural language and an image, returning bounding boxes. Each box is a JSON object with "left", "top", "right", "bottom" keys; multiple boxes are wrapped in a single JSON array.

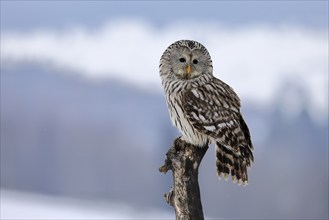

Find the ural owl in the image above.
[{"left": 159, "top": 40, "right": 254, "bottom": 185}]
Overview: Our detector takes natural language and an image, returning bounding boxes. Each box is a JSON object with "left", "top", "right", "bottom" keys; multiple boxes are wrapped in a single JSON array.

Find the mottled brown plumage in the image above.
[{"left": 159, "top": 40, "right": 254, "bottom": 185}]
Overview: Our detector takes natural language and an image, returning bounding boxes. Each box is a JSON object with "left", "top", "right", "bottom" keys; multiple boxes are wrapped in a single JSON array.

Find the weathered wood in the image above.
[{"left": 159, "top": 137, "right": 209, "bottom": 220}]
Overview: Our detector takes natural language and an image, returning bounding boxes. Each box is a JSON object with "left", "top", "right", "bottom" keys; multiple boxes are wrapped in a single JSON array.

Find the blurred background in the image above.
[{"left": 1, "top": 1, "right": 328, "bottom": 219}]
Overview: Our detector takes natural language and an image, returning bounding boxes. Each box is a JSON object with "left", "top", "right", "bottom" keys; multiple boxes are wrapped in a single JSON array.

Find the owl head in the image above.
[{"left": 160, "top": 40, "right": 213, "bottom": 81}]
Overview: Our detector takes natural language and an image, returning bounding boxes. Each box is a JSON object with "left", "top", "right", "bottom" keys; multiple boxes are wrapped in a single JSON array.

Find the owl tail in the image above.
[{"left": 215, "top": 143, "right": 249, "bottom": 186}]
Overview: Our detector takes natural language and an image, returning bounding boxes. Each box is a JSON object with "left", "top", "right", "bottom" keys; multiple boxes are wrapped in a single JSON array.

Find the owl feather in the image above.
[
  {"left": 182, "top": 78, "right": 254, "bottom": 185},
  {"left": 159, "top": 40, "right": 254, "bottom": 185}
]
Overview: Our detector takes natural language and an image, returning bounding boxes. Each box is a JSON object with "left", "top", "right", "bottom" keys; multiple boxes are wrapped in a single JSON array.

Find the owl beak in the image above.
[{"left": 186, "top": 65, "right": 191, "bottom": 79}]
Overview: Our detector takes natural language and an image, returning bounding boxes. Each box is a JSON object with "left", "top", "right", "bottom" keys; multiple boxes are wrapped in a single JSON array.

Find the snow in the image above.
[
  {"left": 1, "top": 19, "right": 327, "bottom": 119},
  {"left": 0, "top": 189, "right": 173, "bottom": 219}
]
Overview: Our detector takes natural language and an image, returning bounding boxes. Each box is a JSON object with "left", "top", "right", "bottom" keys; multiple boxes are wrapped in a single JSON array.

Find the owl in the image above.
[{"left": 159, "top": 40, "right": 254, "bottom": 185}]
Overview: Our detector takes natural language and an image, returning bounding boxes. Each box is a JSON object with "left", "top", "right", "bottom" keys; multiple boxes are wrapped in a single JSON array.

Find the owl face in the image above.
[
  {"left": 160, "top": 40, "right": 213, "bottom": 81},
  {"left": 167, "top": 46, "right": 202, "bottom": 80}
]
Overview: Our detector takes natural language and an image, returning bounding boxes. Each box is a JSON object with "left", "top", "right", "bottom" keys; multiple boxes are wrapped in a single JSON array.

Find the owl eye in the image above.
[
  {"left": 193, "top": 59, "right": 198, "bottom": 64},
  {"left": 179, "top": 58, "right": 186, "bottom": 63}
]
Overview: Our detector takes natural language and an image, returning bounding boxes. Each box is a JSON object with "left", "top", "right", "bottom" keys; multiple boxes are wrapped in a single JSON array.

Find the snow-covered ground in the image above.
[{"left": 1, "top": 189, "right": 173, "bottom": 219}]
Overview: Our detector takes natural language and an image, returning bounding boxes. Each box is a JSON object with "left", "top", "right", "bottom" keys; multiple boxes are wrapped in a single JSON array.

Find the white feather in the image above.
[{"left": 203, "top": 125, "right": 216, "bottom": 132}]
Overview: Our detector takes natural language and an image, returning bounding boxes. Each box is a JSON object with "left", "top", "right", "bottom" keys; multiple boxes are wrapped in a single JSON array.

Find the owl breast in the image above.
[{"left": 166, "top": 92, "right": 209, "bottom": 147}]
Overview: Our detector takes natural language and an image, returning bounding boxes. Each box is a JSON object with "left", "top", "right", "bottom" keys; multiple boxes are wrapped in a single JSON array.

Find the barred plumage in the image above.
[{"left": 159, "top": 40, "right": 254, "bottom": 185}]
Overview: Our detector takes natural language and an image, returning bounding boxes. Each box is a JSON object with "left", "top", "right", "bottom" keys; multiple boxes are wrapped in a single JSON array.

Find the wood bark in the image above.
[{"left": 159, "top": 137, "right": 209, "bottom": 220}]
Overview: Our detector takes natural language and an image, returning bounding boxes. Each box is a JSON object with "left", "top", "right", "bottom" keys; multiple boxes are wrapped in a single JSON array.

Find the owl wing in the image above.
[
  {"left": 181, "top": 78, "right": 254, "bottom": 184},
  {"left": 182, "top": 78, "right": 251, "bottom": 153}
]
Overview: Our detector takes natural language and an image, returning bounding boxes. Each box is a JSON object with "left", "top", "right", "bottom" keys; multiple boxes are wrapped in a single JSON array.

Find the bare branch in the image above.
[{"left": 159, "top": 137, "right": 208, "bottom": 220}]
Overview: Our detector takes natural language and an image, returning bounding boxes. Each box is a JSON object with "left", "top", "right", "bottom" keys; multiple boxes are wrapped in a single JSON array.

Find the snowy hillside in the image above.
[
  {"left": 1, "top": 64, "right": 328, "bottom": 219},
  {"left": 1, "top": 189, "right": 172, "bottom": 219}
]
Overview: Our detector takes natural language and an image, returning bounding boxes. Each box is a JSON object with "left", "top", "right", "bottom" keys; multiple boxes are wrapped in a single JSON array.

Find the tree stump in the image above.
[{"left": 159, "top": 137, "right": 209, "bottom": 220}]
